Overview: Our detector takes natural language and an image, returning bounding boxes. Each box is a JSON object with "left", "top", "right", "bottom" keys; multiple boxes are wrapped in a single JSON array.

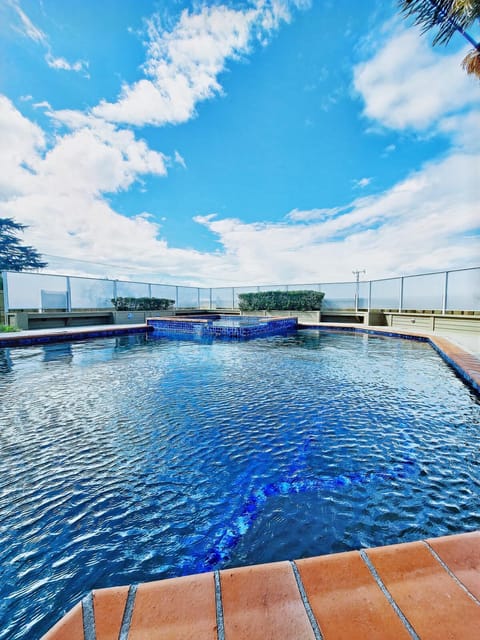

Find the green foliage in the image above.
[
  {"left": 0, "top": 218, "right": 47, "bottom": 271},
  {"left": 238, "top": 290, "right": 324, "bottom": 311},
  {"left": 0, "top": 325, "right": 19, "bottom": 332},
  {"left": 111, "top": 297, "right": 175, "bottom": 311}
]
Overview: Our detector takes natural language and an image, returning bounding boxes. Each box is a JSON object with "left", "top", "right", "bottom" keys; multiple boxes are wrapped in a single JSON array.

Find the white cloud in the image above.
[
  {"left": 8, "top": 0, "right": 46, "bottom": 43},
  {"left": 0, "top": 95, "right": 45, "bottom": 198},
  {"left": 91, "top": 2, "right": 297, "bottom": 127},
  {"left": 354, "top": 27, "right": 480, "bottom": 131},
  {"left": 174, "top": 150, "right": 187, "bottom": 169},
  {"left": 45, "top": 53, "right": 88, "bottom": 74},
  {"left": 354, "top": 177, "right": 372, "bottom": 188},
  {"left": 6, "top": 1, "right": 89, "bottom": 75}
]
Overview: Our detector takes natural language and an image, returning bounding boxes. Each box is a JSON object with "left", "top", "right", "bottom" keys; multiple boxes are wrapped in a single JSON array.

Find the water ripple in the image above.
[{"left": 0, "top": 332, "right": 479, "bottom": 639}]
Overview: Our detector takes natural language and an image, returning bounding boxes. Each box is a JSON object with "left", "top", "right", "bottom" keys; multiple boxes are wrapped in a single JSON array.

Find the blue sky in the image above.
[{"left": 1, "top": 0, "right": 479, "bottom": 285}]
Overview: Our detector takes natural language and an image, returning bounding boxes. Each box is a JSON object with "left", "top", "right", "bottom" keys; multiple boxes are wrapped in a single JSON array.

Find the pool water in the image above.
[{"left": 0, "top": 331, "right": 479, "bottom": 639}]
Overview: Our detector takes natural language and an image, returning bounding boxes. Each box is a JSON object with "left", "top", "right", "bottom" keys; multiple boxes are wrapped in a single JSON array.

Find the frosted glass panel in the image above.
[
  {"left": 402, "top": 273, "right": 444, "bottom": 310},
  {"left": 116, "top": 281, "right": 150, "bottom": 298},
  {"left": 70, "top": 277, "right": 114, "bottom": 309},
  {"left": 199, "top": 288, "right": 211, "bottom": 309},
  {"left": 177, "top": 287, "right": 199, "bottom": 308},
  {"left": 370, "top": 278, "right": 401, "bottom": 310},
  {"left": 151, "top": 284, "right": 176, "bottom": 303},
  {"left": 5, "top": 272, "right": 67, "bottom": 310},
  {"left": 211, "top": 288, "right": 234, "bottom": 309},
  {"left": 234, "top": 286, "right": 258, "bottom": 308},
  {"left": 446, "top": 268, "right": 480, "bottom": 311},
  {"left": 321, "top": 282, "right": 355, "bottom": 309}
]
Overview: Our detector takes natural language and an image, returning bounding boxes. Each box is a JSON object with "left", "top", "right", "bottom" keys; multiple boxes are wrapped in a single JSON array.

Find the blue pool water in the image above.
[{"left": 0, "top": 330, "right": 479, "bottom": 638}]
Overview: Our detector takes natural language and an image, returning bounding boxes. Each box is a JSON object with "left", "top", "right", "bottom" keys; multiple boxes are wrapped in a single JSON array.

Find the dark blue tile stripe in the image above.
[
  {"left": 82, "top": 591, "right": 96, "bottom": 640},
  {"left": 290, "top": 561, "right": 324, "bottom": 640}
]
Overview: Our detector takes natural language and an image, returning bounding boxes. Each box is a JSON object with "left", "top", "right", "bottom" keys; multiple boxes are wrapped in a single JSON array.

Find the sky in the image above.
[{"left": 0, "top": 0, "right": 479, "bottom": 286}]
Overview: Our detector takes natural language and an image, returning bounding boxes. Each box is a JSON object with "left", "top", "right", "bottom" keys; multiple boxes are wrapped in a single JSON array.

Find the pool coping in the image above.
[{"left": 42, "top": 530, "right": 480, "bottom": 639}]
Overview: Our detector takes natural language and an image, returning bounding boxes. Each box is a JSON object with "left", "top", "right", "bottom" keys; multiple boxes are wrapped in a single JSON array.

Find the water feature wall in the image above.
[{"left": 147, "top": 315, "right": 297, "bottom": 339}]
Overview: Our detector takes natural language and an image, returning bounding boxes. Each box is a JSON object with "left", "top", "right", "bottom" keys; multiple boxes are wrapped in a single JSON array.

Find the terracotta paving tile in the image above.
[
  {"left": 41, "top": 602, "right": 84, "bottom": 640},
  {"left": 128, "top": 572, "right": 217, "bottom": 640},
  {"left": 296, "top": 551, "right": 411, "bottom": 640},
  {"left": 366, "top": 541, "right": 480, "bottom": 640},
  {"left": 93, "top": 585, "right": 130, "bottom": 639},
  {"left": 220, "top": 561, "right": 315, "bottom": 640},
  {"left": 427, "top": 531, "right": 480, "bottom": 601}
]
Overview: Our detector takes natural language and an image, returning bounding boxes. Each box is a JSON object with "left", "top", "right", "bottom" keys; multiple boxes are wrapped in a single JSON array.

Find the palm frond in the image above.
[{"left": 399, "top": 0, "right": 480, "bottom": 46}]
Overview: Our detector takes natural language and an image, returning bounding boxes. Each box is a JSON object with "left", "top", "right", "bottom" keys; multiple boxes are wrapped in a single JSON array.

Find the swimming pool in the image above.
[{"left": 0, "top": 331, "right": 479, "bottom": 638}]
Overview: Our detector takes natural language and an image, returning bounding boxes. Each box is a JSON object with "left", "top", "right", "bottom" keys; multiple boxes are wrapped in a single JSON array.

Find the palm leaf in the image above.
[{"left": 399, "top": 0, "right": 480, "bottom": 46}]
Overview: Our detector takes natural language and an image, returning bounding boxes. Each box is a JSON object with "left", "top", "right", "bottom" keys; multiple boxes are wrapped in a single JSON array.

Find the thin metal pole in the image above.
[
  {"left": 175, "top": 286, "right": 179, "bottom": 308},
  {"left": 66, "top": 276, "right": 72, "bottom": 311},
  {"left": 442, "top": 271, "right": 449, "bottom": 314},
  {"left": 197, "top": 287, "right": 200, "bottom": 309},
  {"left": 2, "top": 271, "right": 9, "bottom": 317},
  {"left": 368, "top": 280, "right": 372, "bottom": 312},
  {"left": 232, "top": 288, "right": 235, "bottom": 309},
  {"left": 209, "top": 288, "right": 212, "bottom": 310},
  {"left": 399, "top": 277, "right": 404, "bottom": 313}
]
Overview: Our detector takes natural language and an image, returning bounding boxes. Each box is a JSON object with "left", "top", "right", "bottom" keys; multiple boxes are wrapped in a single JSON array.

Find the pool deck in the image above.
[
  {"left": 2, "top": 322, "right": 479, "bottom": 639},
  {"left": 43, "top": 530, "right": 480, "bottom": 640}
]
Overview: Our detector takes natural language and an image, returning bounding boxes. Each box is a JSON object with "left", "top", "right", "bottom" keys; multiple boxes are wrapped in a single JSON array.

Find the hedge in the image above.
[
  {"left": 111, "top": 297, "right": 175, "bottom": 311},
  {"left": 238, "top": 290, "right": 324, "bottom": 311}
]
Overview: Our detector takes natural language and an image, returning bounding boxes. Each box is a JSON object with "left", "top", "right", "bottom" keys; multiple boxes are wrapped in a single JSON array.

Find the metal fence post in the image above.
[
  {"left": 209, "top": 288, "right": 212, "bottom": 310},
  {"left": 113, "top": 280, "right": 118, "bottom": 303},
  {"left": 442, "top": 271, "right": 449, "bottom": 314},
  {"left": 232, "top": 288, "right": 235, "bottom": 309},
  {"left": 66, "top": 276, "right": 72, "bottom": 311},
  {"left": 2, "top": 271, "right": 9, "bottom": 318},
  {"left": 175, "top": 286, "right": 179, "bottom": 308},
  {"left": 399, "top": 277, "right": 404, "bottom": 313},
  {"left": 368, "top": 280, "right": 372, "bottom": 312},
  {"left": 148, "top": 283, "right": 152, "bottom": 298},
  {"left": 197, "top": 288, "right": 200, "bottom": 309}
]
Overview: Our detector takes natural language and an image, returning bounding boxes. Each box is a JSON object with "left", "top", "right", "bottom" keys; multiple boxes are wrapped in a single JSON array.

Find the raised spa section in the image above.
[{"left": 147, "top": 315, "right": 297, "bottom": 339}]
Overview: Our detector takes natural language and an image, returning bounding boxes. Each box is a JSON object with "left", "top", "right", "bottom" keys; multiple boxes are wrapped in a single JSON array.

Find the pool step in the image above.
[{"left": 42, "top": 530, "right": 480, "bottom": 639}]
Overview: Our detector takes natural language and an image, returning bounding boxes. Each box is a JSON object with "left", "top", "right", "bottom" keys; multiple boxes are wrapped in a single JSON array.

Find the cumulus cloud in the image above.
[
  {"left": 353, "top": 26, "right": 480, "bottom": 131},
  {"left": 2, "top": 12, "right": 478, "bottom": 287},
  {"left": 92, "top": 2, "right": 297, "bottom": 127}
]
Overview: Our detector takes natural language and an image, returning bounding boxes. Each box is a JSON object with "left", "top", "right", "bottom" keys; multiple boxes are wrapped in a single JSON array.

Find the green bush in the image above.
[
  {"left": 0, "top": 324, "right": 19, "bottom": 332},
  {"left": 111, "top": 297, "right": 175, "bottom": 311},
  {"left": 238, "top": 290, "right": 324, "bottom": 311}
]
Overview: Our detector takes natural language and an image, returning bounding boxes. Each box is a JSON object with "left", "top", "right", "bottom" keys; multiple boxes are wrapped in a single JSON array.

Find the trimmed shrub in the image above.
[
  {"left": 238, "top": 290, "right": 324, "bottom": 311},
  {"left": 111, "top": 297, "right": 175, "bottom": 311}
]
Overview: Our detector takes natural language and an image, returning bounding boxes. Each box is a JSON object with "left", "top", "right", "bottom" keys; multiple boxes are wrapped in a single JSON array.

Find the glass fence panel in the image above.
[
  {"left": 199, "top": 288, "right": 211, "bottom": 309},
  {"left": 116, "top": 281, "right": 150, "bottom": 299},
  {"left": 402, "top": 273, "right": 444, "bottom": 310},
  {"left": 446, "top": 268, "right": 480, "bottom": 311},
  {"left": 286, "top": 283, "right": 320, "bottom": 291},
  {"left": 69, "top": 277, "right": 114, "bottom": 309},
  {"left": 370, "top": 278, "right": 401, "bottom": 310},
  {"left": 211, "top": 288, "right": 235, "bottom": 309},
  {"left": 320, "top": 282, "right": 356, "bottom": 310},
  {"left": 358, "top": 281, "right": 369, "bottom": 310},
  {"left": 258, "top": 285, "right": 287, "bottom": 292},
  {"left": 177, "top": 286, "right": 199, "bottom": 308},
  {"left": 150, "top": 284, "right": 177, "bottom": 304},
  {"left": 234, "top": 286, "right": 259, "bottom": 308},
  {"left": 5, "top": 271, "right": 68, "bottom": 310}
]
